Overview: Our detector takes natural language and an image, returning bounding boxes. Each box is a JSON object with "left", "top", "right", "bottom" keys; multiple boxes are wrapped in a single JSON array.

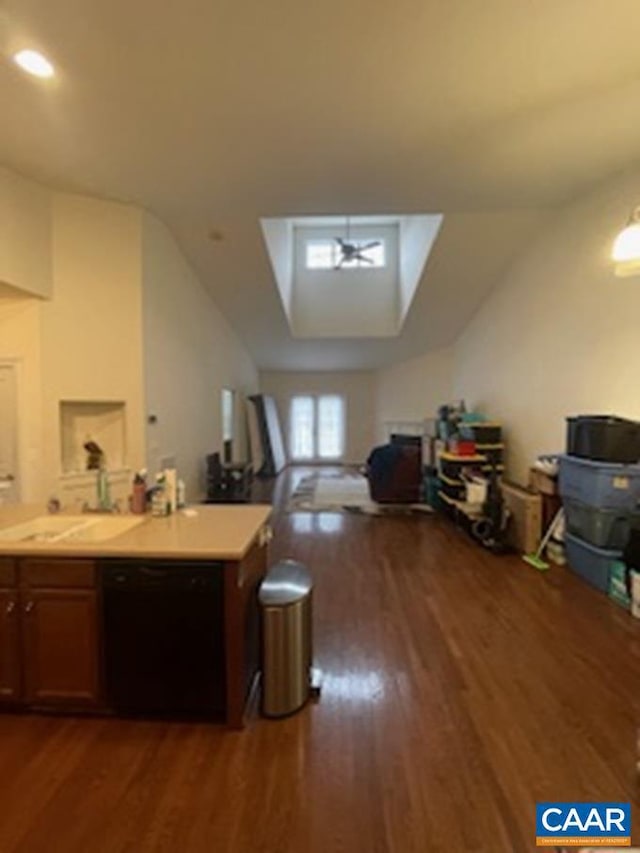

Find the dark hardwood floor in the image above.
[{"left": 2, "top": 466, "right": 640, "bottom": 852}]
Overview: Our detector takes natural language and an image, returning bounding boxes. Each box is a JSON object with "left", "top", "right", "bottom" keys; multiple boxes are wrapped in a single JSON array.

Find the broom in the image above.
[{"left": 522, "top": 507, "right": 564, "bottom": 571}]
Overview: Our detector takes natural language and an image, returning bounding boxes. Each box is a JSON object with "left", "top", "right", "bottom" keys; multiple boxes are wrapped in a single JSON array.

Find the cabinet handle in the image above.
[
  {"left": 258, "top": 525, "right": 273, "bottom": 547},
  {"left": 5, "top": 600, "right": 16, "bottom": 615},
  {"left": 24, "top": 601, "right": 34, "bottom": 613}
]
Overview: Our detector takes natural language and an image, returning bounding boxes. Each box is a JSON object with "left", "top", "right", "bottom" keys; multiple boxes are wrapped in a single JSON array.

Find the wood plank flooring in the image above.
[{"left": 2, "top": 466, "right": 640, "bottom": 852}]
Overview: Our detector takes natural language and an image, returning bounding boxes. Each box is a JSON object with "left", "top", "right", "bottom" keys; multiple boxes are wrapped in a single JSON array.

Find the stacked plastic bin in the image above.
[{"left": 559, "top": 416, "right": 640, "bottom": 593}]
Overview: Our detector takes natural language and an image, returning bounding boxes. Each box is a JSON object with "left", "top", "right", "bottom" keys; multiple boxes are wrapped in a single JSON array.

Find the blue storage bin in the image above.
[
  {"left": 563, "top": 497, "right": 639, "bottom": 549},
  {"left": 564, "top": 531, "right": 622, "bottom": 593},
  {"left": 558, "top": 455, "right": 640, "bottom": 511}
]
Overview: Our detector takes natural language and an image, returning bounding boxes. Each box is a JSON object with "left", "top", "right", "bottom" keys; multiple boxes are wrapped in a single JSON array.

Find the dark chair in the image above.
[{"left": 366, "top": 443, "right": 422, "bottom": 503}]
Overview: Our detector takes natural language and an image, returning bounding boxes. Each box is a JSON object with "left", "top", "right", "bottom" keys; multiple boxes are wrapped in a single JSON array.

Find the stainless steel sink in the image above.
[{"left": 0, "top": 514, "right": 144, "bottom": 543}]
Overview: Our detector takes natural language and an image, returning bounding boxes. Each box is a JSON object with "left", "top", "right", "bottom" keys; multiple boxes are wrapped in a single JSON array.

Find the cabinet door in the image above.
[
  {"left": 225, "top": 539, "right": 268, "bottom": 727},
  {"left": 22, "top": 588, "right": 101, "bottom": 708},
  {"left": 0, "top": 588, "right": 21, "bottom": 704}
]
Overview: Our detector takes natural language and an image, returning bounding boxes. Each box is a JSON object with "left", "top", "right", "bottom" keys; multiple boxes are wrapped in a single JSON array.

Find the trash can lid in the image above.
[{"left": 259, "top": 559, "right": 312, "bottom": 606}]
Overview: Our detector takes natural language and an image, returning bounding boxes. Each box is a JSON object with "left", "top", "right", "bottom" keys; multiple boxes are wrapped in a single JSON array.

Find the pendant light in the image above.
[{"left": 612, "top": 206, "right": 640, "bottom": 276}]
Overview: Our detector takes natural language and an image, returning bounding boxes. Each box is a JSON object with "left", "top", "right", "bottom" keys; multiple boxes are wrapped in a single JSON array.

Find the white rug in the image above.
[
  {"left": 314, "top": 474, "right": 373, "bottom": 507},
  {"left": 288, "top": 472, "right": 433, "bottom": 516}
]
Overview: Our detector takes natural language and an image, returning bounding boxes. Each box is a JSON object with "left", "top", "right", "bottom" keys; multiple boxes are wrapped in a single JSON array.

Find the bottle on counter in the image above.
[
  {"left": 164, "top": 468, "right": 177, "bottom": 513},
  {"left": 151, "top": 473, "right": 169, "bottom": 517},
  {"left": 131, "top": 469, "right": 147, "bottom": 514},
  {"left": 97, "top": 468, "right": 111, "bottom": 511}
]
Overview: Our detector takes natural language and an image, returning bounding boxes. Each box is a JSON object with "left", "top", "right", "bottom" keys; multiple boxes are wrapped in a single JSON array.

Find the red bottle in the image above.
[{"left": 131, "top": 478, "right": 147, "bottom": 514}]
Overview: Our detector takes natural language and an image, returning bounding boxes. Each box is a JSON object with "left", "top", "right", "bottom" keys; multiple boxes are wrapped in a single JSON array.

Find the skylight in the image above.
[{"left": 260, "top": 213, "right": 444, "bottom": 338}]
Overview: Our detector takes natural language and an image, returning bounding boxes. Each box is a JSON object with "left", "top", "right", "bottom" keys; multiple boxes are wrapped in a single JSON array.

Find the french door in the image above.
[{"left": 289, "top": 395, "right": 345, "bottom": 461}]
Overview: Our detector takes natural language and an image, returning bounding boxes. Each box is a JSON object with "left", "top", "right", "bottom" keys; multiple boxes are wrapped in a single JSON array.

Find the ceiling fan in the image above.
[{"left": 334, "top": 218, "right": 381, "bottom": 269}]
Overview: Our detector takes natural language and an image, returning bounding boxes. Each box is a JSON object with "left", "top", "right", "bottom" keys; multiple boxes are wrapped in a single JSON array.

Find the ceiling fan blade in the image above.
[
  {"left": 359, "top": 241, "right": 381, "bottom": 251},
  {"left": 355, "top": 253, "right": 374, "bottom": 263}
]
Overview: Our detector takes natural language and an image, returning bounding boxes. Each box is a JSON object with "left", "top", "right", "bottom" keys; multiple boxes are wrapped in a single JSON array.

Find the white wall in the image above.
[
  {"left": 142, "top": 213, "right": 258, "bottom": 501},
  {"left": 0, "top": 167, "right": 258, "bottom": 506},
  {"left": 41, "top": 194, "right": 146, "bottom": 497},
  {"left": 0, "top": 168, "right": 52, "bottom": 298},
  {"left": 398, "top": 215, "right": 443, "bottom": 321},
  {"left": 0, "top": 285, "right": 43, "bottom": 502},
  {"left": 261, "top": 218, "right": 294, "bottom": 322},
  {"left": 453, "top": 168, "right": 640, "bottom": 483},
  {"left": 374, "top": 347, "right": 453, "bottom": 442},
  {"left": 259, "top": 370, "right": 376, "bottom": 464}
]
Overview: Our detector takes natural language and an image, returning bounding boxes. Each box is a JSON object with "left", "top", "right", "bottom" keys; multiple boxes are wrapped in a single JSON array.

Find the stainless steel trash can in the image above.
[{"left": 259, "top": 559, "right": 313, "bottom": 717}]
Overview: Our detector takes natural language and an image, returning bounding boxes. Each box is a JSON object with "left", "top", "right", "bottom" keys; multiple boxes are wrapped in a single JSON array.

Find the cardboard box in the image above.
[
  {"left": 500, "top": 481, "right": 543, "bottom": 555},
  {"left": 528, "top": 467, "right": 558, "bottom": 496}
]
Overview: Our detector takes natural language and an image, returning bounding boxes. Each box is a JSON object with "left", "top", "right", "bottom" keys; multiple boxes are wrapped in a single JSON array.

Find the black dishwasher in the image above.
[{"left": 101, "top": 561, "right": 225, "bottom": 718}]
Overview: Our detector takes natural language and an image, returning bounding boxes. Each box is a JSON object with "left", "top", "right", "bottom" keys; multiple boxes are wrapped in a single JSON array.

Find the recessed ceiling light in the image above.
[{"left": 13, "top": 49, "right": 55, "bottom": 78}]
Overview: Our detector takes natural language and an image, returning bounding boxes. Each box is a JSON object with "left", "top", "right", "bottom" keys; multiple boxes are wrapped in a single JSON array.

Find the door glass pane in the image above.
[
  {"left": 221, "top": 389, "right": 234, "bottom": 441},
  {"left": 317, "top": 395, "right": 344, "bottom": 459},
  {"left": 290, "top": 396, "right": 315, "bottom": 460}
]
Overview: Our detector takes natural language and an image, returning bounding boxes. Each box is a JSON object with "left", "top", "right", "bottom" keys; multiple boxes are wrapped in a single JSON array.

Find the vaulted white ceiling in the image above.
[{"left": 2, "top": 0, "right": 640, "bottom": 368}]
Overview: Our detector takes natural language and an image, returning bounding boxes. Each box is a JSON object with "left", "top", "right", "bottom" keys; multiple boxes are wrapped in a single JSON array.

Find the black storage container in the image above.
[
  {"left": 623, "top": 526, "right": 640, "bottom": 570},
  {"left": 439, "top": 474, "right": 466, "bottom": 501},
  {"left": 438, "top": 491, "right": 458, "bottom": 519},
  {"left": 439, "top": 453, "right": 485, "bottom": 481},
  {"left": 481, "top": 463, "right": 505, "bottom": 476},
  {"left": 475, "top": 444, "right": 504, "bottom": 466},
  {"left": 460, "top": 423, "right": 502, "bottom": 444},
  {"left": 566, "top": 415, "right": 640, "bottom": 464}
]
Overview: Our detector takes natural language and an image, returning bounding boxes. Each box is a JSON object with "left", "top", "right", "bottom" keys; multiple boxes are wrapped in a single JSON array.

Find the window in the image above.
[
  {"left": 289, "top": 394, "right": 345, "bottom": 460},
  {"left": 305, "top": 241, "right": 336, "bottom": 270},
  {"left": 305, "top": 239, "right": 386, "bottom": 270}
]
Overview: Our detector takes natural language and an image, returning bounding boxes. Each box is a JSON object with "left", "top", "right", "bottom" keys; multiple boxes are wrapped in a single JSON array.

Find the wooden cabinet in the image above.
[
  {"left": 22, "top": 587, "right": 100, "bottom": 708},
  {"left": 0, "top": 558, "right": 102, "bottom": 710},
  {"left": 0, "top": 559, "right": 20, "bottom": 705},
  {"left": 0, "top": 530, "right": 268, "bottom": 725}
]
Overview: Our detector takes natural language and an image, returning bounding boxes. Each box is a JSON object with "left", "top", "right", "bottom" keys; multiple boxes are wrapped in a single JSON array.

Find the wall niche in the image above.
[{"left": 59, "top": 400, "right": 126, "bottom": 473}]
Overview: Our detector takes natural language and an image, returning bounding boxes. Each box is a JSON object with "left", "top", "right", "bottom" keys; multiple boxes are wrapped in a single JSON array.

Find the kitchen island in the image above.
[{"left": 0, "top": 503, "right": 272, "bottom": 728}]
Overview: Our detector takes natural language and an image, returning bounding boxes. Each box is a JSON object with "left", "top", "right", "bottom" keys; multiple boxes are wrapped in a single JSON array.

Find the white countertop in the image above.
[{"left": 0, "top": 504, "right": 272, "bottom": 561}]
